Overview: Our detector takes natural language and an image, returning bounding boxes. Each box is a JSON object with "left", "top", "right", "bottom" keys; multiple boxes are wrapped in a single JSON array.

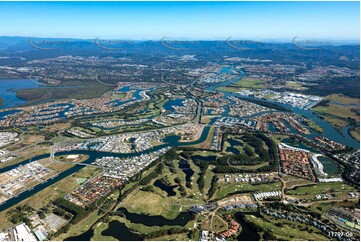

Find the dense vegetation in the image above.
[{"left": 53, "top": 197, "right": 87, "bottom": 224}]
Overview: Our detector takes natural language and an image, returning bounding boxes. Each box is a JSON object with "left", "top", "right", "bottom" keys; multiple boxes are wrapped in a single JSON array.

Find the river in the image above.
[{"left": 0, "top": 67, "right": 359, "bottom": 237}]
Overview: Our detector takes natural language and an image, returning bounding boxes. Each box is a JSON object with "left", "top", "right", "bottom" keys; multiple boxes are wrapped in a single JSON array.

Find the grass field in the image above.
[
  {"left": 212, "top": 182, "right": 282, "bottom": 200},
  {"left": 203, "top": 166, "right": 215, "bottom": 197},
  {"left": 215, "top": 78, "right": 265, "bottom": 93},
  {"left": 349, "top": 127, "right": 360, "bottom": 141},
  {"left": 312, "top": 94, "right": 359, "bottom": 137},
  {"left": 286, "top": 182, "right": 356, "bottom": 196},
  {"left": 246, "top": 214, "right": 329, "bottom": 241},
  {"left": 0, "top": 165, "right": 103, "bottom": 230},
  {"left": 212, "top": 215, "right": 228, "bottom": 233},
  {"left": 303, "top": 118, "right": 324, "bottom": 133}
]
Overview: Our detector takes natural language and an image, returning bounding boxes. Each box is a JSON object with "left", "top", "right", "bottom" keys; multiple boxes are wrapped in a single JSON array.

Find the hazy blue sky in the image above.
[{"left": 0, "top": 1, "right": 359, "bottom": 40}]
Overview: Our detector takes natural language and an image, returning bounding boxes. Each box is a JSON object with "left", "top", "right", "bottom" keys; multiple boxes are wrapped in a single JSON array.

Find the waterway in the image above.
[
  {"left": 0, "top": 109, "right": 21, "bottom": 120},
  {"left": 206, "top": 67, "right": 359, "bottom": 149},
  {"left": 0, "top": 115, "right": 218, "bottom": 211},
  {"left": 0, "top": 66, "right": 359, "bottom": 234},
  {"left": 0, "top": 79, "right": 40, "bottom": 109}
]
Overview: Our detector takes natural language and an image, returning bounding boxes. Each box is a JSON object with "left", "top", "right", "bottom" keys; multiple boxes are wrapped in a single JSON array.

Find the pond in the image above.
[
  {"left": 163, "top": 98, "right": 185, "bottom": 112},
  {"left": 179, "top": 159, "right": 194, "bottom": 183},
  {"left": 318, "top": 156, "right": 339, "bottom": 175},
  {"left": 191, "top": 155, "right": 217, "bottom": 162},
  {"left": 101, "top": 220, "right": 141, "bottom": 241},
  {"left": 226, "top": 138, "right": 243, "bottom": 155},
  {"left": 153, "top": 179, "right": 177, "bottom": 196},
  {"left": 234, "top": 212, "right": 261, "bottom": 241},
  {"left": 64, "top": 228, "right": 94, "bottom": 241},
  {"left": 117, "top": 207, "right": 194, "bottom": 227}
]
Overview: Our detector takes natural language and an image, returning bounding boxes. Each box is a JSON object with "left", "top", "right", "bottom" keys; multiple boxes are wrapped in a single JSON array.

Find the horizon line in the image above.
[{"left": 1, "top": 35, "right": 360, "bottom": 43}]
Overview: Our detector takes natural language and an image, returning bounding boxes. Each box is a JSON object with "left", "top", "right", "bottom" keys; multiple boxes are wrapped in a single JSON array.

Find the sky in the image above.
[{"left": 0, "top": 1, "right": 359, "bottom": 40}]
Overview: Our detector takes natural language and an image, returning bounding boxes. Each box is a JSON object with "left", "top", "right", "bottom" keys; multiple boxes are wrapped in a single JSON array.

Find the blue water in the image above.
[
  {"left": 226, "top": 138, "right": 242, "bottom": 155},
  {"left": 0, "top": 117, "right": 219, "bottom": 211},
  {"left": 331, "top": 101, "right": 358, "bottom": 107},
  {"left": 206, "top": 67, "right": 359, "bottom": 149},
  {"left": 110, "top": 89, "right": 143, "bottom": 107},
  {"left": 0, "top": 79, "right": 40, "bottom": 109},
  {"left": 163, "top": 98, "right": 186, "bottom": 112},
  {"left": 0, "top": 109, "right": 21, "bottom": 120},
  {"left": 179, "top": 159, "right": 194, "bottom": 183}
]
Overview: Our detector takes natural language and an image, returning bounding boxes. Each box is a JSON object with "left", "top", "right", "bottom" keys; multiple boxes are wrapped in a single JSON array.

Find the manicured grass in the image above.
[
  {"left": 245, "top": 214, "right": 329, "bottom": 241},
  {"left": 120, "top": 190, "right": 181, "bottom": 219},
  {"left": 212, "top": 182, "right": 282, "bottom": 200},
  {"left": 286, "top": 182, "right": 356, "bottom": 196},
  {"left": 212, "top": 215, "right": 228, "bottom": 233},
  {"left": 148, "top": 233, "right": 190, "bottom": 241},
  {"left": 203, "top": 166, "right": 215, "bottom": 197},
  {"left": 92, "top": 222, "right": 118, "bottom": 241},
  {"left": 55, "top": 208, "right": 104, "bottom": 241}
]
